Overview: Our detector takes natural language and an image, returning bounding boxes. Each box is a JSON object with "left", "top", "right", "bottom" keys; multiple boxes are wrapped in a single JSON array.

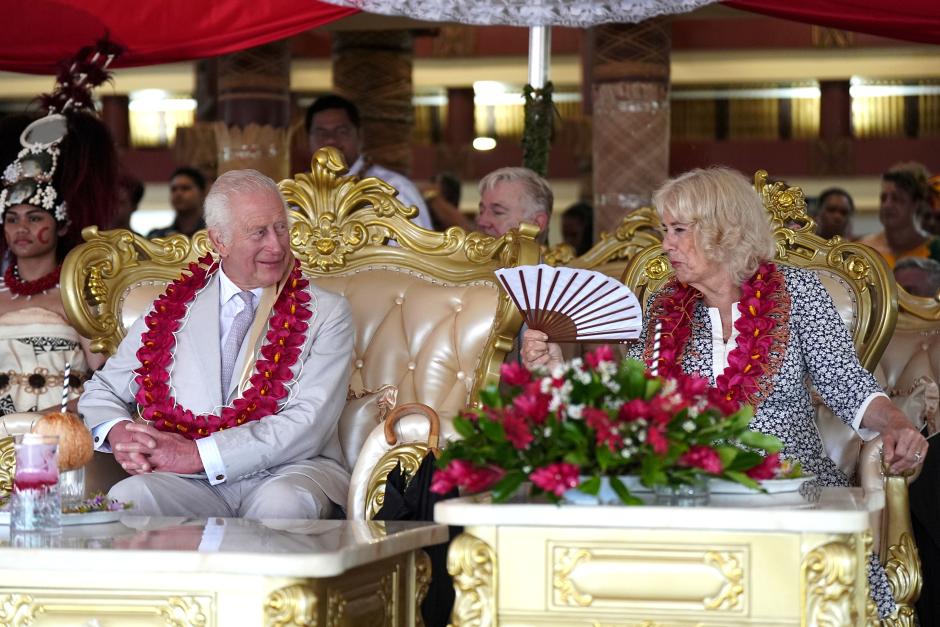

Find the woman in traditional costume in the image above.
[
  {"left": 0, "top": 51, "right": 120, "bottom": 415},
  {"left": 521, "top": 166, "right": 927, "bottom": 618}
]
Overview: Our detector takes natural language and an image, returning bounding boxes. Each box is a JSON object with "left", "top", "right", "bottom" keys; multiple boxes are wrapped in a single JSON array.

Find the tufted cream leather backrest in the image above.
[{"left": 313, "top": 269, "right": 500, "bottom": 420}]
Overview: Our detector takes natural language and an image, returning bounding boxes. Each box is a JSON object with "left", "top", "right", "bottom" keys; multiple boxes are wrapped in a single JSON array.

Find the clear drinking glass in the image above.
[
  {"left": 11, "top": 433, "right": 61, "bottom": 533},
  {"left": 653, "top": 479, "right": 710, "bottom": 507},
  {"left": 58, "top": 466, "right": 85, "bottom": 511}
]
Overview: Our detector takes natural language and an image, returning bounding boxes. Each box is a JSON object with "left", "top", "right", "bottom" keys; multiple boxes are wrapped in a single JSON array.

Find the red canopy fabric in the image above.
[
  {"left": 725, "top": 0, "right": 940, "bottom": 45},
  {"left": 0, "top": 0, "right": 357, "bottom": 74}
]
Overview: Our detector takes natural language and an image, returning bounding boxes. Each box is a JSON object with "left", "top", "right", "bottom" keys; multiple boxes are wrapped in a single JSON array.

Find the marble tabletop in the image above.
[
  {"left": 0, "top": 517, "right": 448, "bottom": 578},
  {"left": 434, "top": 486, "right": 881, "bottom": 534}
]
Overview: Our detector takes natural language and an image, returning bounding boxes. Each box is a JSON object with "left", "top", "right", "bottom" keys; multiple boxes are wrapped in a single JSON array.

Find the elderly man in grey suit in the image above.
[{"left": 80, "top": 169, "right": 353, "bottom": 519}]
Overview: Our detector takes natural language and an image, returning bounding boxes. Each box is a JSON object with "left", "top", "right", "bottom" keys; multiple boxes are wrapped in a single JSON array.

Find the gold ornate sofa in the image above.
[
  {"left": 621, "top": 170, "right": 919, "bottom": 625},
  {"left": 7, "top": 147, "right": 537, "bottom": 521}
]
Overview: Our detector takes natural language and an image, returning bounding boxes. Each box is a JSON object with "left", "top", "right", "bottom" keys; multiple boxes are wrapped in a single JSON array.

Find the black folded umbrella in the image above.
[{"left": 373, "top": 404, "right": 460, "bottom": 627}]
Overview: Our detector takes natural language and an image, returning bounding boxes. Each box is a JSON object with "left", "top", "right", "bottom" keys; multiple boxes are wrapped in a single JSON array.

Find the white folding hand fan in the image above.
[{"left": 495, "top": 264, "right": 643, "bottom": 342}]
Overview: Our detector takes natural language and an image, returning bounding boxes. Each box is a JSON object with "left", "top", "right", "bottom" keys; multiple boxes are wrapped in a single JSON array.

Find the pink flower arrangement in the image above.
[{"left": 433, "top": 349, "right": 783, "bottom": 504}]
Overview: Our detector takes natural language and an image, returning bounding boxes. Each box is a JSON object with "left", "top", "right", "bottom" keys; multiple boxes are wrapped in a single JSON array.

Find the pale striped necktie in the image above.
[{"left": 221, "top": 291, "right": 255, "bottom": 399}]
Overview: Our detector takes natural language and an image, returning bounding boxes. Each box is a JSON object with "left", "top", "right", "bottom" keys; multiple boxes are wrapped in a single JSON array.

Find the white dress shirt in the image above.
[
  {"left": 706, "top": 304, "right": 883, "bottom": 440},
  {"left": 349, "top": 156, "right": 434, "bottom": 230}
]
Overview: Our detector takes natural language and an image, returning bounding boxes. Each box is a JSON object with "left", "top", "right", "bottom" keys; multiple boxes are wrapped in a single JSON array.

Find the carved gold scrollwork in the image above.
[
  {"left": 754, "top": 169, "right": 813, "bottom": 233},
  {"left": 542, "top": 242, "right": 576, "bottom": 266},
  {"left": 159, "top": 595, "right": 209, "bottom": 627},
  {"left": 415, "top": 549, "right": 432, "bottom": 627},
  {"left": 703, "top": 551, "right": 744, "bottom": 611},
  {"left": 290, "top": 212, "right": 368, "bottom": 271},
  {"left": 265, "top": 584, "right": 317, "bottom": 627},
  {"left": 448, "top": 532, "right": 496, "bottom": 627},
  {"left": 825, "top": 246, "right": 872, "bottom": 282},
  {"left": 326, "top": 589, "right": 346, "bottom": 627},
  {"left": 0, "top": 593, "right": 42, "bottom": 625},
  {"left": 0, "top": 436, "right": 14, "bottom": 496},
  {"left": 364, "top": 443, "right": 429, "bottom": 520},
  {"left": 377, "top": 572, "right": 396, "bottom": 624},
  {"left": 882, "top": 532, "right": 922, "bottom": 627},
  {"left": 60, "top": 226, "right": 213, "bottom": 356},
  {"left": 553, "top": 548, "right": 593, "bottom": 606},
  {"left": 801, "top": 538, "right": 861, "bottom": 626}
]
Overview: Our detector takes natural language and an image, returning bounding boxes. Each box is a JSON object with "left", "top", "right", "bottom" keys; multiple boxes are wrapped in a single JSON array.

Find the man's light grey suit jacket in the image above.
[{"left": 79, "top": 274, "right": 354, "bottom": 508}]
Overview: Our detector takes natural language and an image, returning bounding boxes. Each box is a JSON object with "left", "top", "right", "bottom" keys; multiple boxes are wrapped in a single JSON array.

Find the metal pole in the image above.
[{"left": 527, "top": 26, "right": 552, "bottom": 88}]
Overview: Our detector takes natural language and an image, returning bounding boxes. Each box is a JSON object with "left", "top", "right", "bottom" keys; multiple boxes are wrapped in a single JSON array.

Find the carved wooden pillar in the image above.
[
  {"left": 100, "top": 95, "right": 129, "bottom": 150},
  {"left": 194, "top": 59, "right": 219, "bottom": 123},
  {"left": 590, "top": 19, "right": 671, "bottom": 238},
  {"left": 332, "top": 30, "right": 415, "bottom": 176},
  {"left": 812, "top": 80, "right": 853, "bottom": 175},
  {"left": 214, "top": 40, "right": 292, "bottom": 180}
]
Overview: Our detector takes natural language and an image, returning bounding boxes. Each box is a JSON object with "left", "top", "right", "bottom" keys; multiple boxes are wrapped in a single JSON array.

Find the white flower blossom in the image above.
[
  {"left": 577, "top": 371, "right": 592, "bottom": 385},
  {"left": 2, "top": 163, "right": 20, "bottom": 184},
  {"left": 567, "top": 404, "right": 584, "bottom": 420},
  {"left": 637, "top": 430, "right": 646, "bottom": 443},
  {"left": 661, "top": 378, "right": 677, "bottom": 396},
  {"left": 682, "top": 420, "right": 696, "bottom": 432},
  {"left": 543, "top": 427, "right": 552, "bottom": 437}
]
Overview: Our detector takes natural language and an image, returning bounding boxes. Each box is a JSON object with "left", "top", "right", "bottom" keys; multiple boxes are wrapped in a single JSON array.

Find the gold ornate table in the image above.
[
  {"left": 435, "top": 487, "right": 882, "bottom": 626},
  {"left": 0, "top": 517, "right": 447, "bottom": 626}
]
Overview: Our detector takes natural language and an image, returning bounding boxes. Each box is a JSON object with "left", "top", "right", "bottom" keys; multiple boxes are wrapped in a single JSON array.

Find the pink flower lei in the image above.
[
  {"left": 646, "top": 262, "right": 790, "bottom": 409},
  {"left": 133, "top": 254, "right": 312, "bottom": 440}
]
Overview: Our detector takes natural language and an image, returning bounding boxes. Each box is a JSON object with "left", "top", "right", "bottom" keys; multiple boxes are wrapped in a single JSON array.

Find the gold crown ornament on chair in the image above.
[{"left": 496, "top": 264, "right": 643, "bottom": 343}]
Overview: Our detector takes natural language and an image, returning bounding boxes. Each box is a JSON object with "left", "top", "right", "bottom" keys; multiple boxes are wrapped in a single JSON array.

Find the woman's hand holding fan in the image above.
[{"left": 496, "top": 265, "right": 643, "bottom": 343}]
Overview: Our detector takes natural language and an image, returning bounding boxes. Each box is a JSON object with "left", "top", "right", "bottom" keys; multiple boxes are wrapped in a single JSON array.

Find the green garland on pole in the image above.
[{"left": 522, "top": 81, "right": 554, "bottom": 177}]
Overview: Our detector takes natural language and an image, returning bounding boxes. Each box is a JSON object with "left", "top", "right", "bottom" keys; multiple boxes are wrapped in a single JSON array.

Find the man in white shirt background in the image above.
[{"left": 306, "top": 94, "right": 434, "bottom": 230}]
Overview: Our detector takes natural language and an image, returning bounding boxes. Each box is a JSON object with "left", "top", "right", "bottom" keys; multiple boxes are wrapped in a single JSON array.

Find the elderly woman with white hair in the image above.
[{"left": 522, "top": 167, "right": 926, "bottom": 618}]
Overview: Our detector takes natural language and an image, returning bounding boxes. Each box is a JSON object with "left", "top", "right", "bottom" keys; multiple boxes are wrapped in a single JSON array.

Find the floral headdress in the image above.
[
  {"left": 0, "top": 38, "right": 123, "bottom": 226},
  {"left": 1, "top": 118, "right": 68, "bottom": 222}
]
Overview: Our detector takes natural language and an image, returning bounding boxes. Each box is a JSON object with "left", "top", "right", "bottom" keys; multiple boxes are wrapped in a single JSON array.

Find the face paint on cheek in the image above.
[{"left": 36, "top": 227, "right": 51, "bottom": 244}]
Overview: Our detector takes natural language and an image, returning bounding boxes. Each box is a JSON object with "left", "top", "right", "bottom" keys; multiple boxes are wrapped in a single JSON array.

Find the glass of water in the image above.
[{"left": 11, "top": 433, "right": 61, "bottom": 533}]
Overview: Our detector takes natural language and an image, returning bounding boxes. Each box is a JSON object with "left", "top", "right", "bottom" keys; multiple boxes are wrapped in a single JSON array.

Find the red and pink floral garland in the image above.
[
  {"left": 133, "top": 254, "right": 312, "bottom": 440},
  {"left": 646, "top": 261, "right": 790, "bottom": 410}
]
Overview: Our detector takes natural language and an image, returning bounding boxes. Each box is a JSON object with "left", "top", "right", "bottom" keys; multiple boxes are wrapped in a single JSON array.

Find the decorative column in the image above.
[
  {"left": 214, "top": 40, "right": 292, "bottom": 180},
  {"left": 100, "top": 95, "right": 130, "bottom": 150},
  {"left": 589, "top": 19, "right": 671, "bottom": 238},
  {"left": 332, "top": 31, "right": 415, "bottom": 176},
  {"left": 174, "top": 59, "right": 219, "bottom": 177},
  {"left": 441, "top": 86, "right": 475, "bottom": 178},
  {"left": 811, "top": 80, "right": 853, "bottom": 175}
]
